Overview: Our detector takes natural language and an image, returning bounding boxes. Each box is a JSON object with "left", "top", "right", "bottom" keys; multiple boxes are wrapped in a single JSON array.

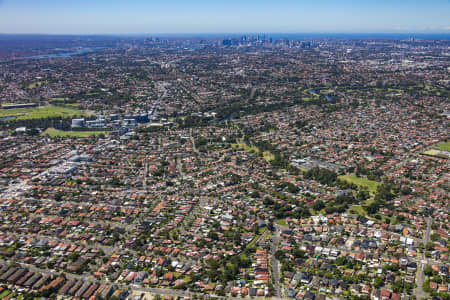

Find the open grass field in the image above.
[
  {"left": 232, "top": 141, "right": 259, "bottom": 153},
  {"left": 232, "top": 139, "right": 274, "bottom": 163},
  {"left": 338, "top": 174, "right": 381, "bottom": 194},
  {"left": 386, "top": 88, "right": 403, "bottom": 93},
  {"left": 41, "top": 128, "right": 108, "bottom": 138},
  {"left": 423, "top": 142, "right": 450, "bottom": 158},
  {"left": 348, "top": 204, "right": 392, "bottom": 223},
  {"left": 349, "top": 205, "right": 365, "bottom": 216},
  {"left": 0, "top": 290, "right": 11, "bottom": 298},
  {"left": 276, "top": 219, "right": 287, "bottom": 226},
  {"left": 27, "top": 81, "right": 47, "bottom": 89},
  {"left": 258, "top": 226, "right": 267, "bottom": 235},
  {"left": 64, "top": 103, "right": 80, "bottom": 108},
  {"left": 319, "top": 89, "right": 334, "bottom": 94},
  {"left": 424, "top": 149, "right": 442, "bottom": 156},
  {"left": 263, "top": 151, "right": 275, "bottom": 162},
  {"left": 0, "top": 105, "right": 86, "bottom": 120},
  {"left": 435, "top": 142, "right": 450, "bottom": 152}
]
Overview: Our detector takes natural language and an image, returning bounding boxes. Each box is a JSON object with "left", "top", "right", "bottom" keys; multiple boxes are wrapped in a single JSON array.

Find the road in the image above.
[
  {"left": 189, "top": 128, "right": 199, "bottom": 155},
  {"left": 423, "top": 217, "right": 432, "bottom": 244},
  {"left": 176, "top": 155, "right": 185, "bottom": 178},
  {"left": 413, "top": 216, "right": 432, "bottom": 299},
  {"left": 143, "top": 161, "right": 148, "bottom": 189},
  {"left": 270, "top": 225, "right": 281, "bottom": 298},
  {"left": 250, "top": 87, "right": 257, "bottom": 99}
]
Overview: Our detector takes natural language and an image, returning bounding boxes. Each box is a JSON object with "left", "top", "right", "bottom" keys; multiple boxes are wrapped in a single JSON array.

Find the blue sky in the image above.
[{"left": 0, "top": 0, "right": 449, "bottom": 34}]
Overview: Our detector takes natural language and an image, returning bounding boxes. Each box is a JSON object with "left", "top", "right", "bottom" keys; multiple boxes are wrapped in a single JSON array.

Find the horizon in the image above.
[
  {"left": 0, "top": 0, "right": 448, "bottom": 35},
  {"left": 1, "top": 32, "right": 450, "bottom": 39}
]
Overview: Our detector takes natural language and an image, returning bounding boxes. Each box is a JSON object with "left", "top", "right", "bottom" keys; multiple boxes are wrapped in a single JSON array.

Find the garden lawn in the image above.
[{"left": 276, "top": 219, "right": 287, "bottom": 226}]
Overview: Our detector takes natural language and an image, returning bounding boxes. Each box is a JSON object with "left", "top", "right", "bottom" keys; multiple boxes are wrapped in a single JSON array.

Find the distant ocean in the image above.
[
  {"left": 155, "top": 33, "right": 450, "bottom": 40},
  {"left": 1, "top": 33, "right": 449, "bottom": 41},
  {"left": 266, "top": 33, "right": 450, "bottom": 40}
]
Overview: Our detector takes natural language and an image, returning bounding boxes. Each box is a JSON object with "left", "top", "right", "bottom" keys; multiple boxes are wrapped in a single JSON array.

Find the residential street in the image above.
[
  {"left": 271, "top": 225, "right": 281, "bottom": 298},
  {"left": 414, "top": 217, "right": 432, "bottom": 299}
]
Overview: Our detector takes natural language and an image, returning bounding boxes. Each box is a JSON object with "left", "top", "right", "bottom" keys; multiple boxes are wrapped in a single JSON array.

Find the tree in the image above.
[
  {"left": 425, "top": 242, "right": 434, "bottom": 251},
  {"left": 312, "top": 200, "right": 325, "bottom": 211},
  {"left": 207, "top": 231, "right": 219, "bottom": 240},
  {"left": 430, "top": 233, "right": 439, "bottom": 242},
  {"left": 293, "top": 249, "right": 306, "bottom": 259},
  {"left": 373, "top": 276, "right": 384, "bottom": 288},
  {"left": 274, "top": 250, "right": 285, "bottom": 261},
  {"left": 392, "top": 280, "right": 404, "bottom": 293},
  {"left": 357, "top": 190, "right": 370, "bottom": 202},
  {"left": 268, "top": 220, "right": 274, "bottom": 232},
  {"left": 230, "top": 174, "right": 241, "bottom": 185},
  {"left": 239, "top": 255, "right": 251, "bottom": 268},
  {"left": 336, "top": 256, "right": 347, "bottom": 266},
  {"left": 54, "top": 191, "right": 64, "bottom": 201},
  {"left": 396, "top": 215, "right": 405, "bottom": 222},
  {"left": 111, "top": 177, "right": 121, "bottom": 186},
  {"left": 423, "top": 265, "right": 434, "bottom": 276},
  {"left": 366, "top": 202, "right": 379, "bottom": 214},
  {"left": 305, "top": 167, "right": 338, "bottom": 186}
]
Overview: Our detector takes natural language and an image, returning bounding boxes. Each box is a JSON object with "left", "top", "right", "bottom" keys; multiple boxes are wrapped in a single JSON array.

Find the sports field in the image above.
[
  {"left": 435, "top": 142, "right": 450, "bottom": 152},
  {"left": 0, "top": 105, "right": 86, "bottom": 120},
  {"left": 41, "top": 128, "right": 108, "bottom": 137}
]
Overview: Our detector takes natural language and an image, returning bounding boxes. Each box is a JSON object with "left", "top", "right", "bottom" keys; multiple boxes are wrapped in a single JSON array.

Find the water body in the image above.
[
  {"left": 267, "top": 33, "right": 450, "bottom": 40},
  {"left": 29, "top": 47, "right": 105, "bottom": 59},
  {"left": 209, "top": 115, "right": 234, "bottom": 125},
  {"left": 308, "top": 90, "right": 333, "bottom": 102},
  {"left": 163, "top": 33, "right": 450, "bottom": 41},
  {"left": 0, "top": 116, "right": 17, "bottom": 120}
]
